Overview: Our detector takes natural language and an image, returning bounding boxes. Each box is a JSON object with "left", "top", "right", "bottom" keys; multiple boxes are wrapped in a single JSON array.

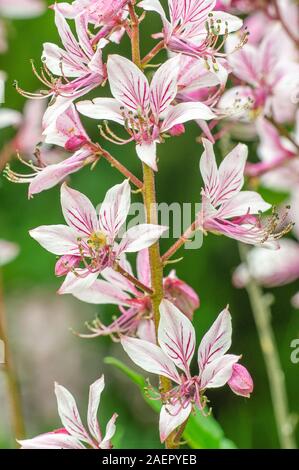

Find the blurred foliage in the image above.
[{"left": 0, "top": 1, "right": 298, "bottom": 449}]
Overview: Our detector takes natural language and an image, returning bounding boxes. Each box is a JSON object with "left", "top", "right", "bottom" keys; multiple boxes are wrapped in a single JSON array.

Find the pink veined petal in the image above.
[
  {"left": 158, "top": 300, "right": 196, "bottom": 376},
  {"left": 87, "top": 376, "right": 105, "bottom": 444},
  {"left": 170, "top": 0, "right": 215, "bottom": 28},
  {"left": 200, "top": 354, "right": 240, "bottom": 389},
  {"left": 29, "top": 225, "right": 79, "bottom": 256},
  {"left": 76, "top": 98, "right": 124, "bottom": 125},
  {"left": 159, "top": 401, "right": 192, "bottom": 443},
  {"left": 161, "top": 102, "right": 215, "bottom": 133},
  {"left": 215, "top": 143, "right": 248, "bottom": 206},
  {"left": 53, "top": 7, "right": 87, "bottom": 65},
  {"left": 136, "top": 142, "right": 157, "bottom": 171},
  {"left": 228, "top": 44, "right": 259, "bottom": 87},
  {"left": 118, "top": 224, "right": 168, "bottom": 254},
  {"left": 150, "top": 55, "right": 181, "bottom": 117},
  {"left": 72, "top": 279, "right": 132, "bottom": 305},
  {"left": 200, "top": 138, "right": 219, "bottom": 203},
  {"left": 54, "top": 383, "right": 90, "bottom": 444},
  {"left": 137, "top": 249, "right": 151, "bottom": 287},
  {"left": 98, "top": 180, "right": 131, "bottom": 241},
  {"left": 217, "top": 191, "right": 271, "bottom": 219},
  {"left": 61, "top": 183, "right": 98, "bottom": 237},
  {"left": 42, "top": 42, "right": 84, "bottom": 78},
  {"left": 107, "top": 55, "right": 150, "bottom": 113},
  {"left": 28, "top": 149, "right": 91, "bottom": 197},
  {"left": 17, "top": 431, "right": 85, "bottom": 449},
  {"left": 58, "top": 269, "right": 100, "bottom": 295},
  {"left": 197, "top": 307, "right": 232, "bottom": 373},
  {"left": 99, "top": 413, "right": 118, "bottom": 449},
  {"left": 121, "top": 336, "right": 181, "bottom": 383}
]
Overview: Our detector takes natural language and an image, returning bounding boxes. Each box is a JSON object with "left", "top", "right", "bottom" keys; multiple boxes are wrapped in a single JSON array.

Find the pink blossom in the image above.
[
  {"left": 197, "top": 139, "right": 282, "bottom": 247},
  {"left": 228, "top": 363, "right": 253, "bottom": 398},
  {"left": 121, "top": 300, "right": 251, "bottom": 442},
  {"left": 138, "top": 0, "right": 243, "bottom": 77},
  {"left": 16, "top": 6, "right": 106, "bottom": 117},
  {"left": 71, "top": 249, "right": 199, "bottom": 341},
  {"left": 56, "top": 0, "right": 129, "bottom": 45},
  {"left": 0, "top": 0, "right": 45, "bottom": 19},
  {"left": 29, "top": 180, "right": 168, "bottom": 293},
  {"left": 222, "top": 26, "right": 299, "bottom": 124},
  {"left": 18, "top": 376, "right": 118, "bottom": 449},
  {"left": 0, "top": 239, "right": 19, "bottom": 266},
  {"left": 77, "top": 54, "right": 214, "bottom": 170},
  {"left": 232, "top": 239, "right": 299, "bottom": 289}
]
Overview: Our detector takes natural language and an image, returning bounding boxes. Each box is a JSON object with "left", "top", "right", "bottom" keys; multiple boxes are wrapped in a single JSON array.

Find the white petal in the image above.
[
  {"left": 150, "top": 55, "right": 181, "bottom": 116},
  {"left": 29, "top": 225, "right": 78, "bottom": 256},
  {"left": 99, "top": 413, "right": 118, "bottom": 449},
  {"left": 87, "top": 376, "right": 105, "bottom": 443},
  {"left": 0, "top": 240, "right": 19, "bottom": 266},
  {"left": 17, "top": 431, "right": 85, "bottom": 449},
  {"left": 159, "top": 402, "right": 192, "bottom": 443},
  {"left": 107, "top": 55, "right": 150, "bottom": 113},
  {"left": 211, "top": 11, "right": 243, "bottom": 33},
  {"left": 198, "top": 308, "right": 232, "bottom": 372},
  {"left": 118, "top": 224, "right": 168, "bottom": 254},
  {"left": 55, "top": 383, "right": 89, "bottom": 443},
  {"left": 218, "top": 191, "right": 271, "bottom": 219},
  {"left": 121, "top": 336, "right": 181, "bottom": 383},
  {"left": 0, "top": 108, "right": 22, "bottom": 129},
  {"left": 200, "top": 138, "right": 219, "bottom": 203},
  {"left": 159, "top": 300, "right": 195, "bottom": 375},
  {"left": 76, "top": 98, "right": 124, "bottom": 125},
  {"left": 136, "top": 142, "right": 157, "bottom": 171},
  {"left": 72, "top": 279, "right": 131, "bottom": 305},
  {"left": 58, "top": 269, "right": 100, "bottom": 295},
  {"left": 138, "top": 0, "right": 167, "bottom": 20},
  {"left": 161, "top": 102, "right": 214, "bottom": 132},
  {"left": 99, "top": 180, "right": 131, "bottom": 241},
  {"left": 61, "top": 183, "right": 98, "bottom": 237},
  {"left": 200, "top": 354, "right": 240, "bottom": 389}
]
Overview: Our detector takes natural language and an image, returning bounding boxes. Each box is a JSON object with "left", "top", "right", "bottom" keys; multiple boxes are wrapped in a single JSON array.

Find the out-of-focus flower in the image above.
[
  {"left": 122, "top": 300, "right": 252, "bottom": 442},
  {"left": 29, "top": 180, "right": 167, "bottom": 293},
  {"left": 0, "top": 73, "right": 22, "bottom": 128},
  {"left": 71, "top": 249, "right": 199, "bottom": 341},
  {"left": 139, "top": 0, "right": 243, "bottom": 81},
  {"left": 0, "top": 239, "right": 19, "bottom": 266},
  {"left": 197, "top": 139, "right": 286, "bottom": 247},
  {"left": 15, "top": 6, "right": 106, "bottom": 120},
  {"left": 0, "top": 0, "right": 45, "bottom": 18},
  {"left": 221, "top": 26, "right": 299, "bottom": 124},
  {"left": 18, "top": 375, "right": 118, "bottom": 449},
  {"left": 77, "top": 54, "right": 214, "bottom": 170},
  {"left": 232, "top": 239, "right": 299, "bottom": 289}
]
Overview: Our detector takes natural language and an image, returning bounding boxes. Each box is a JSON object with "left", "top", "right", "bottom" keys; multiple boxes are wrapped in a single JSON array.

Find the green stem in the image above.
[
  {"left": 0, "top": 270, "right": 25, "bottom": 444},
  {"left": 239, "top": 244, "right": 297, "bottom": 449}
]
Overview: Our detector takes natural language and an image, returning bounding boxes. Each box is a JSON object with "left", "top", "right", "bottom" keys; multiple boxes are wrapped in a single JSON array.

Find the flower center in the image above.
[{"left": 87, "top": 231, "right": 107, "bottom": 250}]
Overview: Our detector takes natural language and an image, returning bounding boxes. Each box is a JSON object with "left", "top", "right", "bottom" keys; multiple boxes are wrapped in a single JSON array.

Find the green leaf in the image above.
[{"left": 105, "top": 356, "right": 237, "bottom": 449}]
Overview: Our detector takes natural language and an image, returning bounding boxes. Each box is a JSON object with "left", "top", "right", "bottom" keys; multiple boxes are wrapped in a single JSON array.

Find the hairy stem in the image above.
[
  {"left": 128, "top": 1, "right": 141, "bottom": 68},
  {"left": 0, "top": 270, "right": 25, "bottom": 444},
  {"left": 115, "top": 263, "right": 153, "bottom": 295},
  {"left": 141, "top": 41, "right": 165, "bottom": 67},
  {"left": 162, "top": 221, "right": 198, "bottom": 263},
  {"left": 239, "top": 244, "right": 297, "bottom": 449},
  {"left": 98, "top": 146, "right": 143, "bottom": 189}
]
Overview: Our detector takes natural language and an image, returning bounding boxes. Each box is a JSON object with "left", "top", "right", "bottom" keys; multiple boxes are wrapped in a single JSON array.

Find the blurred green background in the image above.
[{"left": 0, "top": 1, "right": 298, "bottom": 449}]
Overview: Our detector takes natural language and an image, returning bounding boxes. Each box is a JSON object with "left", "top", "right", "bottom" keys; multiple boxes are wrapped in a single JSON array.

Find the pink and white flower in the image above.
[
  {"left": 72, "top": 249, "right": 199, "bottom": 341},
  {"left": 121, "top": 300, "right": 252, "bottom": 442},
  {"left": 197, "top": 138, "right": 285, "bottom": 247},
  {"left": 16, "top": 6, "right": 106, "bottom": 118},
  {"left": 138, "top": 0, "right": 243, "bottom": 78},
  {"left": 222, "top": 26, "right": 299, "bottom": 124},
  {"left": 18, "top": 375, "right": 118, "bottom": 449},
  {"left": 77, "top": 54, "right": 214, "bottom": 170},
  {"left": 0, "top": 0, "right": 45, "bottom": 18},
  {"left": 29, "top": 180, "right": 168, "bottom": 293},
  {"left": 0, "top": 239, "right": 19, "bottom": 266}
]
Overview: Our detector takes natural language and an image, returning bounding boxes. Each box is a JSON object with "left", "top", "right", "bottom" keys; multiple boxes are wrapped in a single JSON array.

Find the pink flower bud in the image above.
[
  {"left": 164, "top": 272, "right": 200, "bottom": 320},
  {"left": 228, "top": 363, "right": 254, "bottom": 398},
  {"left": 168, "top": 123, "right": 185, "bottom": 136},
  {"left": 65, "top": 135, "right": 88, "bottom": 152},
  {"left": 55, "top": 255, "right": 80, "bottom": 277}
]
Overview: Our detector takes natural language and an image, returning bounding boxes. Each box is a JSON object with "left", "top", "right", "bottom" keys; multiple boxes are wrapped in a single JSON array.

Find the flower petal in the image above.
[
  {"left": 217, "top": 191, "right": 271, "bottom": 219},
  {"left": 107, "top": 55, "right": 150, "bottom": 113},
  {"left": 29, "top": 225, "right": 78, "bottom": 256},
  {"left": 58, "top": 269, "right": 100, "bottom": 295},
  {"left": 118, "top": 224, "right": 168, "bottom": 254},
  {"left": 87, "top": 376, "right": 105, "bottom": 443},
  {"left": 99, "top": 413, "right": 118, "bottom": 449},
  {"left": 0, "top": 240, "right": 19, "bottom": 266},
  {"left": 55, "top": 382, "right": 89, "bottom": 443},
  {"left": 198, "top": 307, "right": 232, "bottom": 372},
  {"left": 72, "top": 279, "right": 132, "bottom": 305},
  {"left": 216, "top": 143, "right": 248, "bottom": 206},
  {"left": 136, "top": 142, "right": 158, "bottom": 171},
  {"left": 121, "top": 336, "right": 181, "bottom": 383},
  {"left": 98, "top": 180, "right": 131, "bottom": 241},
  {"left": 17, "top": 431, "right": 85, "bottom": 449},
  {"left": 200, "top": 354, "right": 240, "bottom": 389},
  {"left": 200, "top": 138, "right": 219, "bottom": 203},
  {"left": 76, "top": 98, "right": 124, "bottom": 125},
  {"left": 161, "top": 102, "right": 215, "bottom": 132},
  {"left": 159, "top": 300, "right": 195, "bottom": 376},
  {"left": 61, "top": 183, "right": 98, "bottom": 237},
  {"left": 137, "top": 249, "right": 151, "bottom": 287},
  {"left": 150, "top": 55, "right": 181, "bottom": 117},
  {"left": 159, "top": 402, "right": 192, "bottom": 443}
]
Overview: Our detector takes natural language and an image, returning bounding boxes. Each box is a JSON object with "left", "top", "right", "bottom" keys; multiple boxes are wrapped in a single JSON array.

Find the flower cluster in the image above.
[{"left": 2, "top": 0, "right": 299, "bottom": 450}]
